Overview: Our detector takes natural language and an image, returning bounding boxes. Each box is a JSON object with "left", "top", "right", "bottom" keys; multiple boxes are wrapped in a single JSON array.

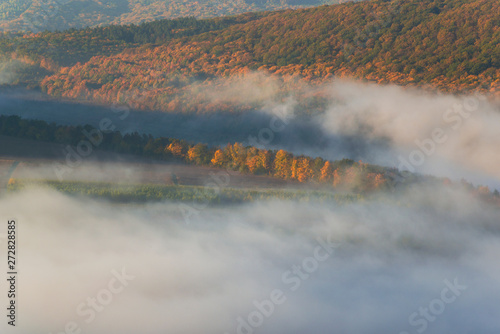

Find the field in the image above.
[{"left": 6, "top": 178, "right": 361, "bottom": 204}]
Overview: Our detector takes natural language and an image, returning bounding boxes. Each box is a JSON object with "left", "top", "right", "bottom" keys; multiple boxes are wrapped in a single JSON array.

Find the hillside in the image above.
[
  {"left": 0, "top": 0, "right": 498, "bottom": 113},
  {"left": 0, "top": 0, "right": 350, "bottom": 32},
  {"left": 1, "top": 114, "right": 499, "bottom": 209}
]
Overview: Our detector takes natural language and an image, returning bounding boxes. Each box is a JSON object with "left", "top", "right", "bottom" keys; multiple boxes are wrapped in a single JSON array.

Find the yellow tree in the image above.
[
  {"left": 166, "top": 141, "right": 185, "bottom": 158},
  {"left": 319, "top": 161, "right": 333, "bottom": 183},
  {"left": 245, "top": 147, "right": 259, "bottom": 173},
  {"left": 225, "top": 143, "right": 247, "bottom": 168},
  {"left": 187, "top": 147, "right": 196, "bottom": 161},
  {"left": 290, "top": 158, "right": 298, "bottom": 180},
  {"left": 211, "top": 149, "right": 225, "bottom": 167},
  {"left": 187, "top": 144, "right": 208, "bottom": 165},
  {"left": 274, "top": 150, "right": 291, "bottom": 179},
  {"left": 297, "top": 157, "right": 313, "bottom": 182},
  {"left": 257, "top": 149, "right": 272, "bottom": 173},
  {"left": 246, "top": 155, "right": 260, "bottom": 174}
]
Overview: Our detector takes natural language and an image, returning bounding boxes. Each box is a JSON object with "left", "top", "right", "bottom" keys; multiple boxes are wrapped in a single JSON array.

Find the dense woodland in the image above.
[
  {"left": 0, "top": 114, "right": 391, "bottom": 192},
  {"left": 0, "top": 15, "right": 264, "bottom": 66},
  {"left": 2, "top": 114, "right": 499, "bottom": 201},
  {"left": 0, "top": 0, "right": 498, "bottom": 113},
  {"left": 0, "top": 0, "right": 346, "bottom": 32}
]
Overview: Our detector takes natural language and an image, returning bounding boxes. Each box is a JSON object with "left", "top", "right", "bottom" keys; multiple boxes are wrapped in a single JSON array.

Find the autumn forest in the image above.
[{"left": 0, "top": 0, "right": 498, "bottom": 115}]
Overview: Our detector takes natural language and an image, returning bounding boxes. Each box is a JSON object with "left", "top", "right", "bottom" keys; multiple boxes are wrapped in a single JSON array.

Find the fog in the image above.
[
  {"left": 0, "top": 184, "right": 499, "bottom": 334},
  {"left": 0, "top": 60, "right": 27, "bottom": 85},
  {"left": 2, "top": 72, "right": 500, "bottom": 332},
  {"left": 185, "top": 75, "right": 500, "bottom": 187},
  {"left": 1, "top": 75, "right": 499, "bottom": 187},
  {"left": 319, "top": 80, "right": 500, "bottom": 186},
  {"left": 0, "top": 86, "right": 393, "bottom": 166}
]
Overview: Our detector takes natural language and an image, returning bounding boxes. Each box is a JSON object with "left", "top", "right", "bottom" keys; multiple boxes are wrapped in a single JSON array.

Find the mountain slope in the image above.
[
  {"left": 1, "top": 0, "right": 498, "bottom": 113},
  {"left": 0, "top": 0, "right": 351, "bottom": 32}
]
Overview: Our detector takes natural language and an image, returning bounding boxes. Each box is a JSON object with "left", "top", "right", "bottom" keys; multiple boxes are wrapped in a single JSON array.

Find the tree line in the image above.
[
  {"left": 0, "top": 114, "right": 391, "bottom": 193},
  {"left": 2, "top": 115, "right": 499, "bottom": 200}
]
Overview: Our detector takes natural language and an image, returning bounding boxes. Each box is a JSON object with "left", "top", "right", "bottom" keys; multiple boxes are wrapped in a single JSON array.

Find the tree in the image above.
[
  {"left": 256, "top": 149, "right": 272, "bottom": 174},
  {"left": 246, "top": 155, "right": 260, "bottom": 174},
  {"left": 363, "top": 173, "right": 387, "bottom": 192},
  {"left": 187, "top": 143, "right": 209, "bottom": 165},
  {"left": 313, "top": 157, "right": 325, "bottom": 180},
  {"left": 373, "top": 173, "right": 387, "bottom": 190},
  {"left": 319, "top": 161, "right": 333, "bottom": 182},
  {"left": 290, "top": 158, "right": 298, "bottom": 180},
  {"left": 296, "top": 157, "right": 313, "bottom": 182},
  {"left": 225, "top": 143, "right": 247, "bottom": 169},
  {"left": 274, "top": 149, "right": 291, "bottom": 179},
  {"left": 166, "top": 140, "right": 186, "bottom": 158},
  {"left": 211, "top": 149, "right": 226, "bottom": 167}
]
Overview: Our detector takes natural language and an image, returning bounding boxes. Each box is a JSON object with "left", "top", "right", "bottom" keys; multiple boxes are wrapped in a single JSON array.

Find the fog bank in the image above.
[
  {"left": 1, "top": 76, "right": 499, "bottom": 188},
  {"left": 1, "top": 185, "right": 499, "bottom": 334}
]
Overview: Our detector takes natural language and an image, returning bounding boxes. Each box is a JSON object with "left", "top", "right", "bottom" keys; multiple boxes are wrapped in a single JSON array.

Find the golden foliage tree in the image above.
[
  {"left": 211, "top": 149, "right": 225, "bottom": 167},
  {"left": 274, "top": 149, "right": 291, "bottom": 179},
  {"left": 296, "top": 157, "right": 313, "bottom": 183},
  {"left": 319, "top": 161, "right": 333, "bottom": 182},
  {"left": 166, "top": 141, "right": 185, "bottom": 158}
]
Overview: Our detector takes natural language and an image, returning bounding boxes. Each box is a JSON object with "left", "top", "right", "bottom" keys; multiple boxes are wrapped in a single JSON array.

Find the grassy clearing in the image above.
[{"left": 6, "top": 179, "right": 363, "bottom": 205}]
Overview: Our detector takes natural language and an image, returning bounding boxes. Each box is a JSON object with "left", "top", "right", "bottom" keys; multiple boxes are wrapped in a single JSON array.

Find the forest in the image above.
[
  {"left": 0, "top": 114, "right": 390, "bottom": 192},
  {"left": 0, "top": 14, "right": 265, "bottom": 67},
  {"left": 0, "top": 0, "right": 497, "bottom": 114},
  {"left": 0, "top": 0, "right": 346, "bottom": 32},
  {"left": 2, "top": 114, "right": 499, "bottom": 201}
]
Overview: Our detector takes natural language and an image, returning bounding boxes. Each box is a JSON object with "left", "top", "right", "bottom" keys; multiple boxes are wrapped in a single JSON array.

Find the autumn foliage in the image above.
[
  {"left": 2, "top": 114, "right": 499, "bottom": 201},
  {"left": 0, "top": 0, "right": 497, "bottom": 113}
]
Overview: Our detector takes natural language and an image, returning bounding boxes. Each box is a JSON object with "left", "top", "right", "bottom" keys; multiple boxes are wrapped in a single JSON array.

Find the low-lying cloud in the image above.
[
  {"left": 0, "top": 184, "right": 499, "bottom": 334},
  {"left": 320, "top": 80, "right": 500, "bottom": 184},
  {"left": 0, "top": 59, "right": 27, "bottom": 85},
  {"left": 1, "top": 74, "right": 499, "bottom": 188}
]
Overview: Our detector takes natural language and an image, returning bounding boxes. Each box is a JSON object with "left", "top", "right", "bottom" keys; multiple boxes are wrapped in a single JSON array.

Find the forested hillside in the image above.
[
  {"left": 3, "top": 114, "right": 499, "bottom": 204},
  {"left": 3, "top": 114, "right": 499, "bottom": 201},
  {"left": 0, "top": 0, "right": 498, "bottom": 113},
  {"left": 0, "top": 0, "right": 348, "bottom": 32}
]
